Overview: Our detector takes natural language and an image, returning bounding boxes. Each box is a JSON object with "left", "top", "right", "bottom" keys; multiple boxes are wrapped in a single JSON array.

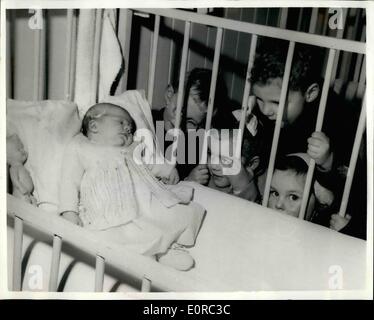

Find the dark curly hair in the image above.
[{"left": 250, "top": 39, "right": 323, "bottom": 93}]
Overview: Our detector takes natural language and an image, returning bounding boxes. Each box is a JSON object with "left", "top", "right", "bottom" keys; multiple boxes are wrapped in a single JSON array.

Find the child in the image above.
[
  {"left": 204, "top": 127, "right": 262, "bottom": 202},
  {"left": 7, "top": 134, "right": 36, "bottom": 205},
  {"left": 153, "top": 68, "right": 237, "bottom": 181},
  {"left": 250, "top": 39, "right": 366, "bottom": 237},
  {"left": 268, "top": 153, "right": 335, "bottom": 220},
  {"left": 250, "top": 39, "right": 358, "bottom": 173},
  {"left": 58, "top": 102, "right": 205, "bottom": 271}
]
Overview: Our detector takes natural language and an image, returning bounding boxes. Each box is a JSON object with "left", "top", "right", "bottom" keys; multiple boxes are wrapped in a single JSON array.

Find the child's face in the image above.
[
  {"left": 94, "top": 107, "right": 134, "bottom": 147},
  {"left": 252, "top": 78, "right": 305, "bottom": 128},
  {"left": 207, "top": 133, "right": 239, "bottom": 188},
  {"left": 268, "top": 169, "right": 315, "bottom": 217},
  {"left": 207, "top": 152, "right": 232, "bottom": 188},
  {"left": 163, "top": 86, "right": 207, "bottom": 131}
]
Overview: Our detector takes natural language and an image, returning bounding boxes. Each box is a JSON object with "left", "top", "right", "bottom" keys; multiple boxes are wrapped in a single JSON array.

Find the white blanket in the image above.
[{"left": 7, "top": 99, "right": 81, "bottom": 212}]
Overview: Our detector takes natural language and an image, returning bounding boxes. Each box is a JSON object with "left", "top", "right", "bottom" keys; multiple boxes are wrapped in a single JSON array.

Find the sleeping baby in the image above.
[{"left": 58, "top": 102, "right": 205, "bottom": 271}]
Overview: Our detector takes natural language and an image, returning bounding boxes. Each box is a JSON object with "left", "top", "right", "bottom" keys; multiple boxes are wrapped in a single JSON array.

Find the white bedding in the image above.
[{"left": 7, "top": 183, "right": 367, "bottom": 292}]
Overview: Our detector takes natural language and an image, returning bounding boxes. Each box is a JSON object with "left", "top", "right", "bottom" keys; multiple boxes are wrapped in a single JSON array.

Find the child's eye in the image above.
[
  {"left": 289, "top": 194, "right": 300, "bottom": 201},
  {"left": 256, "top": 98, "right": 264, "bottom": 107},
  {"left": 186, "top": 119, "right": 198, "bottom": 129},
  {"left": 270, "top": 190, "right": 279, "bottom": 197}
]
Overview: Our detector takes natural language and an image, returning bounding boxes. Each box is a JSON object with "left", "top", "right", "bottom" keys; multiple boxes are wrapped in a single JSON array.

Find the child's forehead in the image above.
[{"left": 272, "top": 169, "right": 306, "bottom": 191}]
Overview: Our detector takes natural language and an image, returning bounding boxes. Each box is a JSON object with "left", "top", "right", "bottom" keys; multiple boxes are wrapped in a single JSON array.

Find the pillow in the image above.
[{"left": 7, "top": 99, "right": 81, "bottom": 212}]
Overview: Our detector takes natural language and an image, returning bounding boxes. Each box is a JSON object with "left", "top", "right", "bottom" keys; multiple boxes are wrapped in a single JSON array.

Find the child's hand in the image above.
[
  {"left": 307, "top": 131, "right": 333, "bottom": 170},
  {"left": 61, "top": 211, "right": 83, "bottom": 226},
  {"left": 185, "top": 164, "right": 210, "bottom": 185},
  {"left": 161, "top": 168, "right": 179, "bottom": 185},
  {"left": 330, "top": 213, "right": 351, "bottom": 231},
  {"left": 228, "top": 166, "right": 258, "bottom": 201}
]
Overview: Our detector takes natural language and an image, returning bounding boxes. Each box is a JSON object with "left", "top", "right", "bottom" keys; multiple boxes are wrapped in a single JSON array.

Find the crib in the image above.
[{"left": 4, "top": 6, "right": 370, "bottom": 295}]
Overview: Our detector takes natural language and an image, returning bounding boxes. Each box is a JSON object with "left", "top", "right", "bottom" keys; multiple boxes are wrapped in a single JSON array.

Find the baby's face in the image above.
[
  {"left": 95, "top": 107, "right": 134, "bottom": 147},
  {"left": 268, "top": 169, "right": 307, "bottom": 217},
  {"left": 252, "top": 78, "right": 305, "bottom": 128}
]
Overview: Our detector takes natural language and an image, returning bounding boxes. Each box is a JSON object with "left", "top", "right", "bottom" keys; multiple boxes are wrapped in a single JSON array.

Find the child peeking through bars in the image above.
[{"left": 249, "top": 39, "right": 366, "bottom": 239}]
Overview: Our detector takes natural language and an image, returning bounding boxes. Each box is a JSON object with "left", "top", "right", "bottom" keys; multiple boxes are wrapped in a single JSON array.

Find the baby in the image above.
[
  {"left": 59, "top": 103, "right": 205, "bottom": 271},
  {"left": 7, "top": 134, "right": 36, "bottom": 205},
  {"left": 268, "top": 153, "right": 334, "bottom": 220}
]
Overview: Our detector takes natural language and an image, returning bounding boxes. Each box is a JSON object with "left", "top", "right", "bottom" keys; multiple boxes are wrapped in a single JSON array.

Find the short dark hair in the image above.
[
  {"left": 274, "top": 154, "right": 309, "bottom": 176},
  {"left": 181, "top": 68, "right": 229, "bottom": 129},
  {"left": 251, "top": 39, "right": 323, "bottom": 93}
]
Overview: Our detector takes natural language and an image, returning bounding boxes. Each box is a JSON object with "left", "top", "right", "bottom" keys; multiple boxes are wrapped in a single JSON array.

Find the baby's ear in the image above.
[
  {"left": 164, "top": 84, "right": 175, "bottom": 105},
  {"left": 88, "top": 119, "right": 98, "bottom": 133},
  {"left": 304, "top": 83, "right": 320, "bottom": 103}
]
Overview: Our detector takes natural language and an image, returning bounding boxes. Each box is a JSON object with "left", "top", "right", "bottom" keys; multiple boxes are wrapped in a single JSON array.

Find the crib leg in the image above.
[
  {"left": 12, "top": 216, "right": 23, "bottom": 291},
  {"left": 48, "top": 235, "right": 62, "bottom": 291},
  {"left": 95, "top": 255, "right": 105, "bottom": 292},
  {"left": 141, "top": 277, "right": 152, "bottom": 292}
]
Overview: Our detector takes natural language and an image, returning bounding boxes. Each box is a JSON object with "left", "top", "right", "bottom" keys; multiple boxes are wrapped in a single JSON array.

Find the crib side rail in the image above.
[
  {"left": 6, "top": 193, "right": 217, "bottom": 292},
  {"left": 135, "top": 8, "right": 365, "bottom": 54}
]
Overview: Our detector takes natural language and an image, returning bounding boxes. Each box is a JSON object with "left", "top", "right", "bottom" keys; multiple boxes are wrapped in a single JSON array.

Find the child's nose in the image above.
[
  {"left": 262, "top": 103, "right": 276, "bottom": 117},
  {"left": 275, "top": 197, "right": 285, "bottom": 211}
]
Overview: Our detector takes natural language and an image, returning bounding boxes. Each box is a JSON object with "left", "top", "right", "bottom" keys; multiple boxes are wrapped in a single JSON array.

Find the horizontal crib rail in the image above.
[
  {"left": 135, "top": 8, "right": 365, "bottom": 54},
  {"left": 7, "top": 194, "right": 222, "bottom": 292}
]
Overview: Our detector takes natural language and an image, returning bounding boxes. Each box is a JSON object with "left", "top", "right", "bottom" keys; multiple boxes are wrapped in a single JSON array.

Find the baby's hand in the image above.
[
  {"left": 307, "top": 131, "right": 333, "bottom": 170},
  {"left": 185, "top": 164, "right": 210, "bottom": 185},
  {"left": 60, "top": 211, "right": 83, "bottom": 226},
  {"left": 330, "top": 213, "right": 351, "bottom": 231}
]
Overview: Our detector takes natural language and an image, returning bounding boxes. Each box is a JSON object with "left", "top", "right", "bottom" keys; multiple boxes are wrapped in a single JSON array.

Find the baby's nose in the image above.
[{"left": 123, "top": 123, "right": 132, "bottom": 133}]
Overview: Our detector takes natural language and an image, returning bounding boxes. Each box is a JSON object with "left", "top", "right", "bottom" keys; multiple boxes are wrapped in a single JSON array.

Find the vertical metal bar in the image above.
[
  {"left": 339, "top": 94, "right": 366, "bottom": 216},
  {"left": 147, "top": 14, "right": 160, "bottom": 106},
  {"left": 64, "top": 9, "right": 73, "bottom": 101},
  {"left": 6, "top": 10, "right": 13, "bottom": 98},
  {"left": 353, "top": 25, "right": 365, "bottom": 83},
  {"left": 69, "top": 10, "right": 77, "bottom": 101},
  {"left": 167, "top": 18, "right": 176, "bottom": 84},
  {"left": 117, "top": 9, "right": 133, "bottom": 93},
  {"left": 321, "top": 9, "right": 330, "bottom": 36},
  {"left": 12, "top": 217, "right": 23, "bottom": 291},
  {"left": 200, "top": 27, "right": 223, "bottom": 164},
  {"left": 94, "top": 255, "right": 105, "bottom": 292},
  {"left": 296, "top": 8, "right": 304, "bottom": 31},
  {"left": 141, "top": 277, "right": 152, "bottom": 292},
  {"left": 91, "top": 9, "right": 103, "bottom": 105},
  {"left": 309, "top": 8, "right": 319, "bottom": 34},
  {"left": 330, "top": 8, "right": 348, "bottom": 87},
  {"left": 262, "top": 41, "right": 295, "bottom": 207},
  {"left": 33, "top": 10, "right": 43, "bottom": 101},
  {"left": 170, "top": 21, "right": 190, "bottom": 164},
  {"left": 235, "top": 34, "right": 258, "bottom": 159},
  {"left": 48, "top": 235, "right": 62, "bottom": 291},
  {"left": 298, "top": 48, "right": 336, "bottom": 220},
  {"left": 279, "top": 8, "right": 288, "bottom": 29}
]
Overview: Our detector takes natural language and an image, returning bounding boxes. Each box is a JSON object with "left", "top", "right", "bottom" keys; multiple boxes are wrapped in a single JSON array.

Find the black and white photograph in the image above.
[{"left": 1, "top": 0, "right": 372, "bottom": 299}]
